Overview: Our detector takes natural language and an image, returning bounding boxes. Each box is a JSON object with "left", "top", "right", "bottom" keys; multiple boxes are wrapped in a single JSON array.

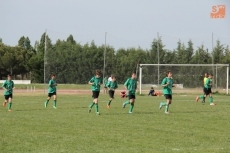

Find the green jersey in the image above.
[
  {"left": 106, "top": 81, "right": 118, "bottom": 90},
  {"left": 124, "top": 78, "right": 137, "bottom": 95},
  {"left": 2, "top": 80, "right": 14, "bottom": 95},
  {"left": 89, "top": 76, "right": 103, "bottom": 91},
  {"left": 48, "top": 79, "right": 57, "bottom": 93},
  {"left": 161, "top": 77, "right": 173, "bottom": 95},
  {"left": 204, "top": 78, "right": 212, "bottom": 89}
]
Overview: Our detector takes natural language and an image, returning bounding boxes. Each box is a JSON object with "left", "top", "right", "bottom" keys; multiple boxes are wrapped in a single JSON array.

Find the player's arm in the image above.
[
  {"left": 107, "top": 82, "right": 111, "bottom": 90},
  {"left": 49, "top": 80, "right": 54, "bottom": 87},
  {"left": 161, "top": 78, "right": 168, "bottom": 87},
  {"left": 53, "top": 81, "right": 57, "bottom": 86},
  {"left": 51, "top": 82, "right": 56, "bottom": 86},
  {"left": 208, "top": 80, "right": 212, "bottom": 87},
  {"left": 88, "top": 77, "right": 95, "bottom": 85},
  {"left": 2, "top": 82, "right": 8, "bottom": 91},
  {"left": 88, "top": 81, "right": 94, "bottom": 85}
]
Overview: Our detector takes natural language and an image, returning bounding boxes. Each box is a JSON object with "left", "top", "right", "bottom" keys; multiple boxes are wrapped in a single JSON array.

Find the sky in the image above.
[{"left": 0, "top": 0, "right": 229, "bottom": 51}]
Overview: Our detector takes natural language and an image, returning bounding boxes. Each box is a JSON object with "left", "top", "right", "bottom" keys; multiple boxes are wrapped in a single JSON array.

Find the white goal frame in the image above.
[{"left": 139, "top": 64, "right": 229, "bottom": 94}]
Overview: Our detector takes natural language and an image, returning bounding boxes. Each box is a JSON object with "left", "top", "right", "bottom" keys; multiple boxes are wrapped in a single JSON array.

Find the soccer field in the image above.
[{"left": 0, "top": 91, "right": 230, "bottom": 153}]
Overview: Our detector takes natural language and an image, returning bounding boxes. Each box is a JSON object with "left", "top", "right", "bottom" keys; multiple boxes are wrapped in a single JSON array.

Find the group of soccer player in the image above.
[
  {"left": 88, "top": 70, "right": 137, "bottom": 115},
  {"left": 87, "top": 70, "right": 175, "bottom": 115},
  {"left": 196, "top": 72, "right": 215, "bottom": 106},
  {"left": 1, "top": 70, "right": 214, "bottom": 114}
]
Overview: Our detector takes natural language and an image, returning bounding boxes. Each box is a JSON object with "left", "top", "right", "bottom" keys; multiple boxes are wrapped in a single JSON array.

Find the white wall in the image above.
[{"left": 0, "top": 80, "right": 31, "bottom": 84}]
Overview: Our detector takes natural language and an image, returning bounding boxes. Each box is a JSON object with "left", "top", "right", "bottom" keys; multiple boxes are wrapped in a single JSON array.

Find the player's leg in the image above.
[
  {"left": 196, "top": 94, "right": 205, "bottom": 102},
  {"left": 196, "top": 87, "right": 205, "bottom": 102},
  {"left": 53, "top": 93, "right": 57, "bottom": 109},
  {"left": 107, "top": 90, "right": 114, "bottom": 108},
  {"left": 123, "top": 91, "right": 131, "bottom": 108},
  {"left": 7, "top": 95, "right": 13, "bottom": 111},
  {"left": 3, "top": 95, "right": 8, "bottom": 107},
  {"left": 148, "top": 91, "right": 151, "bottom": 96},
  {"left": 107, "top": 97, "right": 113, "bottom": 108},
  {"left": 93, "top": 91, "right": 100, "bottom": 114},
  {"left": 89, "top": 91, "right": 96, "bottom": 113},
  {"left": 208, "top": 89, "right": 215, "bottom": 105},
  {"left": 165, "top": 96, "right": 172, "bottom": 114},
  {"left": 94, "top": 98, "right": 99, "bottom": 114},
  {"left": 159, "top": 94, "right": 168, "bottom": 109},
  {"left": 202, "top": 87, "right": 206, "bottom": 103},
  {"left": 165, "top": 99, "right": 171, "bottom": 114},
  {"left": 122, "top": 97, "right": 130, "bottom": 108},
  {"left": 129, "top": 95, "right": 135, "bottom": 113},
  {"left": 45, "top": 94, "right": 51, "bottom": 108}
]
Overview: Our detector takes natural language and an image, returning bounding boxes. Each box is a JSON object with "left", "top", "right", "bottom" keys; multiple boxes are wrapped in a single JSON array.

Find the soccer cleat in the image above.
[
  {"left": 122, "top": 103, "right": 126, "bottom": 108},
  {"left": 159, "top": 104, "right": 162, "bottom": 110},
  {"left": 129, "top": 111, "right": 132, "bottom": 114},
  {"left": 88, "top": 109, "right": 91, "bottom": 113},
  {"left": 8, "top": 109, "right": 12, "bottom": 112},
  {"left": 107, "top": 104, "right": 110, "bottom": 109},
  {"left": 210, "top": 103, "right": 216, "bottom": 106},
  {"left": 195, "top": 96, "right": 199, "bottom": 102},
  {"left": 3, "top": 102, "right": 6, "bottom": 107},
  {"left": 96, "top": 112, "right": 100, "bottom": 115},
  {"left": 53, "top": 106, "right": 57, "bottom": 109},
  {"left": 165, "top": 111, "right": 169, "bottom": 114}
]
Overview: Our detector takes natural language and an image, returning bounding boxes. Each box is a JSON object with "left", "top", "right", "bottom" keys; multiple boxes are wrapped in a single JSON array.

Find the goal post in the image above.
[{"left": 139, "top": 64, "right": 229, "bottom": 94}]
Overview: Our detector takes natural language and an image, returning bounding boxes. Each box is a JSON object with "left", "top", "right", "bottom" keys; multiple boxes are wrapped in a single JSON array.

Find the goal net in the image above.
[{"left": 138, "top": 64, "right": 229, "bottom": 94}]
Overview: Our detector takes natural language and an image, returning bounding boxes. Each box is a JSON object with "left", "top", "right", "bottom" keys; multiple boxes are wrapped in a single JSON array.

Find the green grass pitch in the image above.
[{"left": 0, "top": 92, "right": 230, "bottom": 153}]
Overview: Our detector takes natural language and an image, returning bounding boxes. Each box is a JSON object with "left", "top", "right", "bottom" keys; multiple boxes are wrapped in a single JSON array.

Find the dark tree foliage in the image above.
[{"left": 0, "top": 33, "right": 229, "bottom": 88}]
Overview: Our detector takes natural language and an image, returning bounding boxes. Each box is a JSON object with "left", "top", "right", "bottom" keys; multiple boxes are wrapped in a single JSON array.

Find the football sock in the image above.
[
  {"left": 95, "top": 103, "right": 99, "bottom": 112},
  {"left": 8, "top": 103, "right": 12, "bottom": 110},
  {"left": 45, "top": 100, "right": 49, "bottom": 105},
  {"left": 199, "top": 95, "right": 204, "bottom": 99},
  {"left": 209, "top": 97, "right": 213, "bottom": 103},
  {"left": 165, "top": 104, "right": 169, "bottom": 112},
  {"left": 124, "top": 101, "right": 130, "bottom": 105},
  {"left": 89, "top": 102, "right": 95, "bottom": 108},
  {"left": 53, "top": 100, "right": 57, "bottom": 107},
  {"left": 129, "top": 103, "right": 134, "bottom": 112},
  {"left": 202, "top": 96, "right": 206, "bottom": 103},
  {"left": 160, "top": 102, "right": 167, "bottom": 107},
  {"left": 108, "top": 100, "right": 112, "bottom": 105}
]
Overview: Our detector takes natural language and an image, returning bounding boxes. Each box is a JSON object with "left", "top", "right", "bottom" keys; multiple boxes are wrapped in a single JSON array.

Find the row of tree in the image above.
[{"left": 0, "top": 33, "right": 229, "bottom": 87}]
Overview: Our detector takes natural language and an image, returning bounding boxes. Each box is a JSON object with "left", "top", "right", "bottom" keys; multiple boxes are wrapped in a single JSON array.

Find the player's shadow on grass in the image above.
[
  {"left": 14, "top": 108, "right": 44, "bottom": 111},
  {"left": 135, "top": 111, "right": 159, "bottom": 115},
  {"left": 101, "top": 111, "right": 159, "bottom": 115},
  {"left": 172, "top": 110, "right": 216, "bottom": 113}
]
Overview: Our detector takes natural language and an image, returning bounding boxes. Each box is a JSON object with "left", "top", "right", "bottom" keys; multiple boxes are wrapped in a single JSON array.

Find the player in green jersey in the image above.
[
  {"left": 44, "top": 74, "right": 57, "bottom": 109},
  {"left": 196, "top": 72, "right": 208, "bottom": 103},
  {"left": 204, "top": 74, "right": 215, "bottom": 106},
  {"left": 122, "top": 72, "right": 137, "bottom": 114},
  {"left": 88, "top": 70, "right": 103, "bottom": 115},
  {"left": 2, "top": 74, "right": 15, "bottom": 112},
  {"left": 159, "top": 71, "right": 175, "bottom": 114},
  {"left": 106, "top": 76, "right": 118, "bottom": 108}
]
